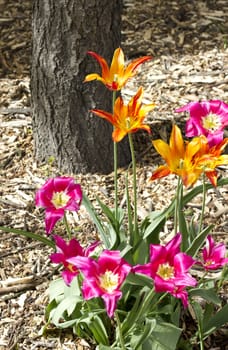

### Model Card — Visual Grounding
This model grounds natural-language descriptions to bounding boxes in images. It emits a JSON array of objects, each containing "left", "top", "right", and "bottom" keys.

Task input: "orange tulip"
[
  {"left": 196, "top": 138, "right": 228, "bottom": 186},
  {"left": 91, "top": 87, "right": 155, "bottom": 142},
  {"left": 150, "top": 124, "right": 228, "bottom": 187},
  {"left": 84, "top": 48, "right": 152, "bottom": 91}
]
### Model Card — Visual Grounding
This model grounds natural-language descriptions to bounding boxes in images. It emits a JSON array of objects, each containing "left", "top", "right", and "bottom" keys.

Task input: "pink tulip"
[
  {"left": 35, "top": 176, "right": 82, "bottom": 234},
  {"left": 50, "top": 235, "right": 100, "bottom": 285},
  {"left": 134, "top": 234, "right": 197, "bottom": 307},
  {"left": 67, "top": 250, "right": 132, "bottom": 318},
  {"left": 176, "top": 100, "right": 228, "bottom": 146},
  {"left": 201, "top": 235, "right": 228, "bottom": 270}
]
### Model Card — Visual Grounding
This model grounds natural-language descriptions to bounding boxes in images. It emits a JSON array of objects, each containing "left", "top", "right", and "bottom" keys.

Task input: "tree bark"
[{"left": 31, "top": 0, "right": 130, "bottom": 174}]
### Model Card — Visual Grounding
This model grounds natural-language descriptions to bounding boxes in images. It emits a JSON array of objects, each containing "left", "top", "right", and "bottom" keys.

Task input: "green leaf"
[
  {"left": 125, "top": 273, "right": 153, "bottom": 289},
  {"left": 121, "top": 290, "right": 148, "bottom": 335},
  {"left": 147, "top": 321, "right": 182, "bottom": 350},
  {"left": 185, "top": 224, "right": 213, "bottom": 257},
  {"left": 97, "top": 346, "right": 121, "bottom": 350},
  {"left": 203, "top": 303, "right": 228, "bottom": 338},
  {"left": 64, "top": 276, "right": 81, "bottom": 297},
  {"left": 79, "top": 313, "right": 109, "bottom": 345},
  {"left": 0, "top": 226, "right": 55, "bottom": 248},
  {"left": 97, "top": 197, "right": 124, "bottom": 228},
  {"left": 160, "top": 178, "right": 228, "bottom": 222},
  {"left": 51, "top": 295, "right": 82, "bottom": 326},
  {"left": 82, "top": 194, "right": 110, "bottom": 248},
  {"left": 130, "top": 318, "right": 156, "bottom": 349},
  {"left": 189, "top": 288, "right": 221, "bottom": 306},
  {"left": 48, "top": 278, "right": 65, "bottom": 302},
  {"left": 142, "top": 211, "right": 166, "bottom": 243}
]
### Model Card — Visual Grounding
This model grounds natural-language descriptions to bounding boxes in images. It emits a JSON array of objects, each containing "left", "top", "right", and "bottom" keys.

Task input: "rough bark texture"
[{"left": 31, "top": 0, "right": 130, "bottom": 174}]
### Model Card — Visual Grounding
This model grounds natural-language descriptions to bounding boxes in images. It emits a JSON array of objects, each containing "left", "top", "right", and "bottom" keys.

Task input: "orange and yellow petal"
[
  {"left": 84, "top": 73, "right": 104, "bottom": 83},
  {"left": 152, "top": 139, "right": 172, "bottom": 165},
  {"left": 180, "top": 168, "right": 203, "bottom": 188},
  {"left": 87, "top": 51, "right": 110, "bottom": 80},
  {"left": 91, "top": 109, "right": 116, "bottom": 126},
  {"left": 170, "top": 125, "right": 185, "bottom": 160},
  {"left": 125, "top": 56, "right": 152, "bottom": 78},
  {"left": 150, "top": 165, "right": 171, "bottom": 181},
  {"left": 185, "top": 136, "right": 207, "bottom": 161},
  {"left": 112, "top": 128, "right": 127, "bottom": 142},
  {"left": 109, "top": 48, "right": 125, "bottom": 79},
  {"left": 205, "top": 170, "right": 218, "bottom": 187}
]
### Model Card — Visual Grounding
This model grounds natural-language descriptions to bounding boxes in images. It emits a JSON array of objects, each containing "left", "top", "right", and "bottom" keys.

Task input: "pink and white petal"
[
  {"left": 62, "top": 270, "right": 76, "bottom": 285},
  {"left": 53, "top": 235, "right": 68, "bottom": 253},
  {"left": 206, "top": 131, "right": 224, "bottom": 147},
  {"left": 185, "top": 118, "right": 205, "bottom": 137},
  {"left": 67, "top": 256, "right": 98, "bottom": 277},
  {"left": 174, "top": 273, "right": 197, "bottom": 287},
  {"left": 45, "top": 209, "right": 64, "bottom": 234},
  {"left": 173, "top": 253, "right": 195, "bottom": 274},
  {"left": 67, "top": 238, "right": 84, "bottom": 256},
  {"left": 165, "top": 233, "right": 181, "bottom": 257},
  {"left": 52, "top": 177, "right": 73, "bottom": 192},
  {"left": 98, "top": 250, "right": 124, "bottom": 273},
  {"left": 133, "top": 263, "right": 154, "bottom": 278},
  {"left": 35, "top": 187, "right": 53, "bottom": 207},
  {"left": 82, "top": 279, "right": 102, "bottom": 299},
  {"left": 50, "top": 252, "right": 65, "bottom": 264},
  {"left": 102, "top": 291, "right": 122, "bottom": 318},
  {"left": 154, "top": 275, "right": 175, "bottom": 293},
  {"left": 171, "top": 287, "right": 189, "bottom": 308},
  {"left": 84, "top": 241, "right": 100, "bottom": 257}
]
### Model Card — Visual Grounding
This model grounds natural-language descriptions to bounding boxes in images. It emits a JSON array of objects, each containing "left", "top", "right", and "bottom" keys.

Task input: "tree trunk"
[{"left": 31, "top": 0, "right": 130, "bottom": 174}]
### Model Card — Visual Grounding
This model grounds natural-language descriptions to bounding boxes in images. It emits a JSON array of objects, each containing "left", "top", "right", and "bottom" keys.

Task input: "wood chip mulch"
[{"left": 0, "top": 0, "right": 228, "bottom": 349}]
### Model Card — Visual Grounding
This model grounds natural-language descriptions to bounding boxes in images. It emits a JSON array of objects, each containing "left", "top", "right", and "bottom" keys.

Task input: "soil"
[{"left": 0, "top": 0, "right": 228, "bottom": 349}]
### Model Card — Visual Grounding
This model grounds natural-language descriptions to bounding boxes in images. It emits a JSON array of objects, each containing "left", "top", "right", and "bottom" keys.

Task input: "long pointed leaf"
[
  {"left": 186, "top": 224, "right": 213, "bottom": 257},
  {"left": 0, "top": 226, "right": 55, "bottom": 248},
  {"left": 82, "top": 194, "right": 110, "bottom": 248}
]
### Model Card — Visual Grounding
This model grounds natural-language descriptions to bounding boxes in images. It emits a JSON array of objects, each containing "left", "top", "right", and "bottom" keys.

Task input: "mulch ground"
[{"left": 0, "top": 0, "right": 228, "bottom": 349}]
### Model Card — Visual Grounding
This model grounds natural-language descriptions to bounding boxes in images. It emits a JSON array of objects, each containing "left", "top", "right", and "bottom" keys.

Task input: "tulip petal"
[
  {"left": 45, "top": 209, "right": 64, "bottom": 234},
  {"left": 87, "top": 51, "right": 110, "bottom": 81},
  {"left": 150, "top": 165, "right": 171, "bottom": 181}
]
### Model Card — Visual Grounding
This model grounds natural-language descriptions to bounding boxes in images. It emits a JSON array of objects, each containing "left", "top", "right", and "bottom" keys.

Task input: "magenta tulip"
[
  {"left": 67, "top": 250, "right": 132, "bottom": 317},
  {"left": 134, "top": 234, "right": 197, "bottom": 306},
  {"left": 176, "top": 100, "right": 228, "bottom": 146},
  {"left": 200, "top": 235, "right": 228, "bottom": 270},
  {"left": 50, "top": 235, "right": 100, "bottom": 285},
  {"left": 35, "top": 176, "right": 82, "bottom": 234}
]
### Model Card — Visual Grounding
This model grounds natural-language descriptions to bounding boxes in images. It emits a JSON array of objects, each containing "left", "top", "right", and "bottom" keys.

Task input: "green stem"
[
  {"left": 174, "top": 176, "right": 181, "bottom": 234},
  {"left": 63, "top": 212, "right": 71, "bottom": 239},
  {"left": 125, "top": 170, "right": 134, "bottom": 240},
  {"left": 114, "top": 140, "right": 118, "bottom": 220},
  {"left": 217, "top": 263, "right": 227, "bottom": 290},
  {"left": 199, "top": 172, "right": 206, "bottom": 233},
  {"left": 197, "top": 270, "right": 209, "bottom": 286},
  {"left": 150, "top": 292, "right": 168, "bottom": 311},
  {"left": 115, "top": 311, "right": 126, "bottom": 350},
  {"left": 198, "top": 322, "right": 204, "bottom": 350},
  {"left": 128, "top": 133, "right": 138, "bottom": 241},
  {"left": 112, "top": 91, "right": 118, "bottom": 220}
]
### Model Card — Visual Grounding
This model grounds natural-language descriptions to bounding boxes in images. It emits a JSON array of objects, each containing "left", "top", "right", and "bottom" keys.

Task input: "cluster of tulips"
[{"left": 3, "top": 48, "right": 228, "bottom": 349}]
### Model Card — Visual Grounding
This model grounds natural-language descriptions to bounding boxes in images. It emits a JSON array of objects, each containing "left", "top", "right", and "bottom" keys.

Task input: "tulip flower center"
[
  {"left": 202, "top": 114, "right": 222, "bottom": 132},
  {"left": 157, "top": 263, "right": 175, "bottom": 280},
  {"left": 205, "top": 259, "right": 215, "bottom": 267},
  {"left": 99, "top": 270, "right": 119, "bottom": 293},
  {"left": 51, "top": 191, "right": 71, "bottom": 209}
]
